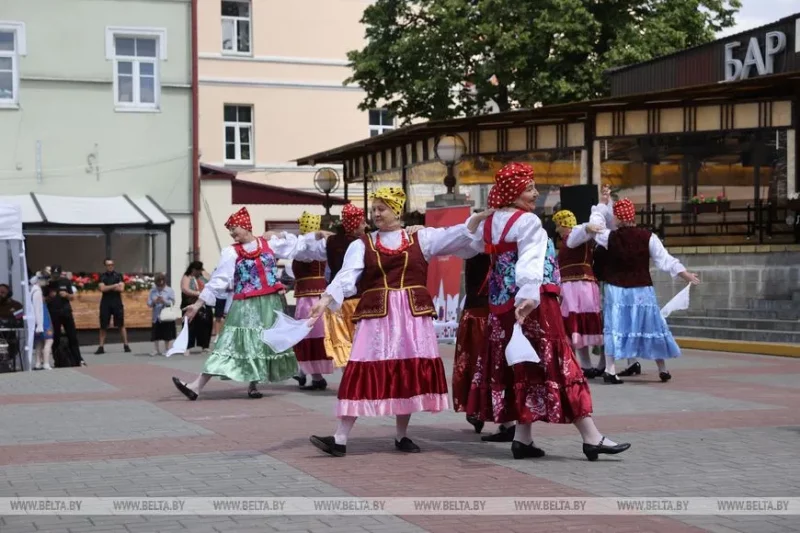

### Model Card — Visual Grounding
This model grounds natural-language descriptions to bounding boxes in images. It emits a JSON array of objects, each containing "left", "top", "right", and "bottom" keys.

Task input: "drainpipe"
[{"left": 191, "top": 0, "right": 200, "bottom": 260}]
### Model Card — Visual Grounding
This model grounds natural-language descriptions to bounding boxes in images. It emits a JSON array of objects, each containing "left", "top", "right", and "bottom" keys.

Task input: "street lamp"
[
  {"left": 313, "top": 167, "right": 340, "bottom": 224},
  {"left": 434, "top": 134, "right": 467, "bottom": 195}
]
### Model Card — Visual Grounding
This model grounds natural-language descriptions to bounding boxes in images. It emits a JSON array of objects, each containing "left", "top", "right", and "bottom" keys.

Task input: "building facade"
[
  {"left": 0, "top": 0, "right": 193, "bottom": 289},
  {"left": 195, "top": 0, "right": 391, "bottom": 266}
]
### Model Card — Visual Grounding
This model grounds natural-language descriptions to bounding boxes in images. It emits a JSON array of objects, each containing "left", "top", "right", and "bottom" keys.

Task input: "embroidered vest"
[
  {"left": 557, "top": 235, "right": 597, "bottom": 283},
  {"left": 484, "top": 211, "right": 560, "bottom": 314},
  {"left": 232, "top": 237, "right": 283, "bottom": 300},
  {"left": 604, "top": 226, "right": 653, "bottom": 288},
  {"left": 292, "top": 260, "right": 327, "bottom": 298},
  {"left": 352, "top": 232, "right": 436, "bottom": 321},
  {"left": 326, "top": 233, "right": 361, "bottom": 299}
]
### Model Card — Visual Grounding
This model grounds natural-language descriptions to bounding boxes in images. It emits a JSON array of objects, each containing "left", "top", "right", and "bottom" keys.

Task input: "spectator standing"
[
  {"left": 96, "top": 258, "right": 131, "bottom": 354},
  {"left": 147, "top": 273, "right": 176, "bottom": 356},
  {"left": 180, "top": 261, "right": 213, "bottom": 355},
  {"left": 30, "top": 271, "right": 54, "bottom": 370},
  {"left": 47, "top": 265, "right": 85, "bottom": 366}
]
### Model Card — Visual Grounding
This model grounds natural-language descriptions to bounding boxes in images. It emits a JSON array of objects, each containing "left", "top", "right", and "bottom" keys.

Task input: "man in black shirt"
[
  {"left": 96, "top": 258, "right": 130, "bottom": 354},
  {"left": 47, "top": 266, "right": 85, "bottom": 366}
]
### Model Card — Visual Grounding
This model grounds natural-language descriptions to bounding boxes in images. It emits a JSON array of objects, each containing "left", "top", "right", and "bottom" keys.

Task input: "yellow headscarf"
[
  {"left": 298, "top": 211, "right": 322, "bottom": 234},
  {"left": 370, "top": 186, "right": 406, "bottom": 217},
  {"left": 553, "top": 209, "right": 577, "bottom": 229}
]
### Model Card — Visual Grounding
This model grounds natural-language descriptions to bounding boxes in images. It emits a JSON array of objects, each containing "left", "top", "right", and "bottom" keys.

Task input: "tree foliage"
[{"left": 346, "top": 0, "right": 741, "bottom": 123}]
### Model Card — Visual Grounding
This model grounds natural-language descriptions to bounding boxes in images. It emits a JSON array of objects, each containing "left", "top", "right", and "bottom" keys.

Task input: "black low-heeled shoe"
[
  {"left": 511, "top": 440, "right": 546, "bottom": 459},
  {"left": 583, "top": 437, "right": 631, "bottom": 462},
  {"left": 247, "top": 385, "right": 263, "bottom": 399},
  {"left": 602, "top": 372, "right": 624, "bottom": 385},
  {"left": 395, "top": 437, "right": 421, "bottom": 453},
  {"left": 301, "top": 378, "right": 328, "bottom": 391},
  {"left": 481, "top": 424, "right": 516, "bottom": 442},
  {"left": 310, "top": 435, "right": 346, "bottom": 457},
  {"left": 659, "top": 371, "right": 672, "bottom": 382},
  {"left": 172, "top": 377, "right": 198, "bottom": 401},
  {"left": 582, "top": 368, "right": 598, "bottom": 379},
  {"left": 466, "top": 415, "right": 485, "bottom": 434},
  {"left": 292, "top": 374, "right": 307, "bottom": 387},
  {"left": 618, "top": 362, "right": 641, "bottom": 377}
]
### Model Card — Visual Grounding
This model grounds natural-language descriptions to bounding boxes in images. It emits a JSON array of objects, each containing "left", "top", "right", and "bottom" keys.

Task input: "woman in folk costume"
[
  {"left": 468, "top": 162, "right": 630, "bottom": 461},
  {"left": 290, "top": 211, "right": 335, "bottom": 391},
  {"left": 172, "top": 207, "right": 299, "bottom": 400},
  {"left": 306, "top": 186, "right": 488, "bottom": 457},
  {"left": 552, "top": 209, "right": 605, "bottom": 379},
  {"left": 568, "top": 193, "right": 700, "bottom": 384},
  {"left": 293, "top": 203, "right": 367, "bottom": 368}
]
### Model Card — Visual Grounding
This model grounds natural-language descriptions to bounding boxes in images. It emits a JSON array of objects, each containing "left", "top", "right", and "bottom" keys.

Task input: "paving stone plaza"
[{"left": 0, "top": 344, "right": 798, "bottom": 533}]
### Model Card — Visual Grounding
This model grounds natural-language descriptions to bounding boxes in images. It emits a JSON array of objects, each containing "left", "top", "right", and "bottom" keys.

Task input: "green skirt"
[{"left": 203, "top": 294, "right": 298, "bottom": 383}]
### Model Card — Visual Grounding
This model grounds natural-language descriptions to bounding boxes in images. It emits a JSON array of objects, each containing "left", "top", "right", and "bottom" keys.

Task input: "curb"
[{"left": 675, "top": 337, "right": 800, "bottom": 358}]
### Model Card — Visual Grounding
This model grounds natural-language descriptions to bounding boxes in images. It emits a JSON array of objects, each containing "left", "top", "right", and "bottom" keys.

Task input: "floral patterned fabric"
[{"left": 234, "top": 252, "right": 279, "bottom": 296}]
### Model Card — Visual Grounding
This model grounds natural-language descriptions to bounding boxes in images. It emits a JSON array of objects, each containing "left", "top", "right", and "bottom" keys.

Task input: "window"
[
  {"left": 369, "top": 109, "right": 395, "bottom": 137},
  {"left": 221, "top": 0, "right": 251, "bottom": 54},
  {"left": 106, "top": 28, "right": 166, "bottom": 111},
  {"left": 0, "top": 22, "right": 25, "bottom": 107},
  {"left": 224, "top": 105, "right": 253, "bottom": 164}
]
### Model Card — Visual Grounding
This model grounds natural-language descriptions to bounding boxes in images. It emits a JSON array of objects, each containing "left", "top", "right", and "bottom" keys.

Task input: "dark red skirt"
[
  {"left": 465, "top": 292, "right": 593, "bottom": 425},
  {"left": 452, "top": 307, "right": 489, "bottom": 413}
]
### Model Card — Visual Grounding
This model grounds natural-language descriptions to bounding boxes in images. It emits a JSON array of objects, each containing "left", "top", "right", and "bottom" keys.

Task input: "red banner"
[{"left": 425, "top": 205, "right": 471, "bottom": 342}]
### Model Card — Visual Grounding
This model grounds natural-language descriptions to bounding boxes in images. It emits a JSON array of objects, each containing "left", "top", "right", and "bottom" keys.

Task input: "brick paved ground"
[{"left": 1, "top": 342, "right": 799, "bottom": 532}]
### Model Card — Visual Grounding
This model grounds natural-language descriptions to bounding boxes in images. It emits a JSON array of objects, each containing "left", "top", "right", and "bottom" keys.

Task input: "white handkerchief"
[
  {"left": 505, "top": 323, "right": 540, "bottom": 365},
  {"left": 660, "top": 283, "right": 692, "bottom": 318},
  {"left": 166, "top": 317, "right": 190, "bottom": 357},
  {"left": 261, "top": 310, "right": 313, "bottom": 353}
]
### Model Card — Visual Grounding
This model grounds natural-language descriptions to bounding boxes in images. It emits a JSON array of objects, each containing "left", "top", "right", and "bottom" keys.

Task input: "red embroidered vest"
[
  {"left": 604, "top": 227, "right": 653, "bottom": 288},
  {"left": 232, "top": 237, "right": 284, "bottom": 300},
  {"left": 291, "top": 260, "right": 327, "bottom": 298},
  {"left": 558, "top": 236, "right": 597, "bottom": 283},
  {"left": 326, "top": 233, "right": 361, "bottom": 299},
  {"left": 352, "top": 232, "right": 436, "bottom": 322}
]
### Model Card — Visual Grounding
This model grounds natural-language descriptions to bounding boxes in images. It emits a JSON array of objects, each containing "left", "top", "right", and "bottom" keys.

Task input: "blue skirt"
[{"left": 603, "top": 284, "right": 680, "bottom": 361}]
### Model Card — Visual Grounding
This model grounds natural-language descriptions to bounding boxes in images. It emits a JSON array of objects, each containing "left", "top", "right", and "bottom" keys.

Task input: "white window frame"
[
  {"left": 369, "top": 108, "right": 395, "bottom": 137},
  {"left": 105, "top": 26, "right": 167, "bottom": 112},
  {"left": 221, "top": 0, "right": 252, "bottom": 55},
  {"left": 223, "top": 104, "right": 254, "bottom": 165},
  {"left": 0, "top": 21, "right": 26, "bottom": 109}
]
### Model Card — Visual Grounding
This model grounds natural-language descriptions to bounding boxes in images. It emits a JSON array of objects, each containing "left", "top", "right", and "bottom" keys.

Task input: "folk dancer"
[
  {"left": 290, "top": 211, "right": 335, "bottom": 390},
  {"left": 307, "top": 187, "right": 488, "bottom": 457},
  {"left": 568, "top": 193, "right": 700, "bottom": 383},
  {"left": 468, "top": 163, "right": 630, "bottom": 461},
  {"left": 293, "top": 203, "right": 367, "bottom": 368},
  {"left": 552, "top": 209, "right": 605, "bottom": 378},
  {"left": 172, "top": 207, "right": 299, "bottom": 400}
]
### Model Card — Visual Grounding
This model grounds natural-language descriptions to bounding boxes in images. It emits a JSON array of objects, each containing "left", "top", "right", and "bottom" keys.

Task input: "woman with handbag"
[
  {"left": 148, "top": 273, "right": 177, "bottom": 356},
  {"left": 181, "top": 261, "right": 213, "bottom": 355}
]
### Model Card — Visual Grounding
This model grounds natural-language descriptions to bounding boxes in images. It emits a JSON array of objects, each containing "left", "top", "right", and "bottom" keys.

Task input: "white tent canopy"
[
  {"left": 0, "top": 193, "right": 172, "bottom": 225},
  {"left": 0, "top": 203, "right": 33, "bottom": 371}
]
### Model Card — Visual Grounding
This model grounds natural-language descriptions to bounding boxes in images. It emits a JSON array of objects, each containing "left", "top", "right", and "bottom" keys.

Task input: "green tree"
[{"left": 346, "top": 0, "right": 740, "bottom": 123}]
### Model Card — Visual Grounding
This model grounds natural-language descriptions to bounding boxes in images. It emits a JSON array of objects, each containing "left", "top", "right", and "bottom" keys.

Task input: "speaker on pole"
[{"left": 559, "top": 185, "right": 599, "bottom": 224}]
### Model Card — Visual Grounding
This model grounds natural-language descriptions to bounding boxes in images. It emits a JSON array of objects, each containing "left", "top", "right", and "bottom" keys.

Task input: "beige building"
[{"left": 195, "top": 0, "right": 389, "bottom": 267}]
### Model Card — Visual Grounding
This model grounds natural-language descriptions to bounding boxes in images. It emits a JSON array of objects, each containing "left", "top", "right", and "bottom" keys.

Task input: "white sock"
[
  {"left": 334, "top": 416, "right": 357, "bottom": 445},
  {"left": 576, "top": 347, "right": 592, "bottom": 369},
  {"left": 574, "top": 417, "right": 618, "bottom": 446},
  {"left": 396, "top": 414, "right": 410, "bottom": 441},
  {"left": 604, "top": 353, "right": 616, "bottom": 375},
  {"left": 512, "top": 423, "right": 533, "bottom": 445},
  {"left": 656, "top": 359, "right": 667, "bottom": 373},
  {"left": 595, "top": 350, "right": 606, "bottom": 371}
]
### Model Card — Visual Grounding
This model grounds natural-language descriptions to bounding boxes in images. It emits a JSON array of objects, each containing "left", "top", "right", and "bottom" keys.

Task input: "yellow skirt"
[{"left": 323, "top": 298, "right": 359, "bottom": 367}]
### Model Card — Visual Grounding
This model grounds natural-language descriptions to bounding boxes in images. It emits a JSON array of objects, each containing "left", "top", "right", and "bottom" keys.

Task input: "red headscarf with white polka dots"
[
  {"left": 225, "top": 207, "right": 253, "bottom": 232},
  {"left": 613, "top": 198, "right": 636, "bottom": 223},
  {"left": 341, "top": 203, "right": 365, "bottom": 233},
  {"left": 487, "top": 163, "right": 535, "bottom": 208}
]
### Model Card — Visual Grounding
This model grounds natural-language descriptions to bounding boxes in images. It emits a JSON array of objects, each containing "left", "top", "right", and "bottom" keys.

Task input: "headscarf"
[
  {"left": 487, "top": 163, "right": 535, "bottom": 208},
  {"left": 298, "top": 211, "right": 322, "bottom": 234},
  {"left": 371, "top": 186, "right": 406, "bottom": 217},
  {"left": 341, "top": 203, "right": 365, "bottom": 234},
  {"left": 613, "top": 198, "right": 636, "bottom": 223},
  {"left": 552, "top": 209, "right": 577, "bottom": 229},
  {"left": 225, "top": 207, "right": 252, "bottom": 232}
]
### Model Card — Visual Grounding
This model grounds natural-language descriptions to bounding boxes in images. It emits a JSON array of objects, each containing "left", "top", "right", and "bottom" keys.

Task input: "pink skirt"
[
  {"left": 294, "top": 295, "right": 334, "bottom": 375},
  {"left": 336, "top": 291, "right": 449, "bottom": 417},
  {"left": 560, "top": 281, "right": 603, "bottom": 349}
]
